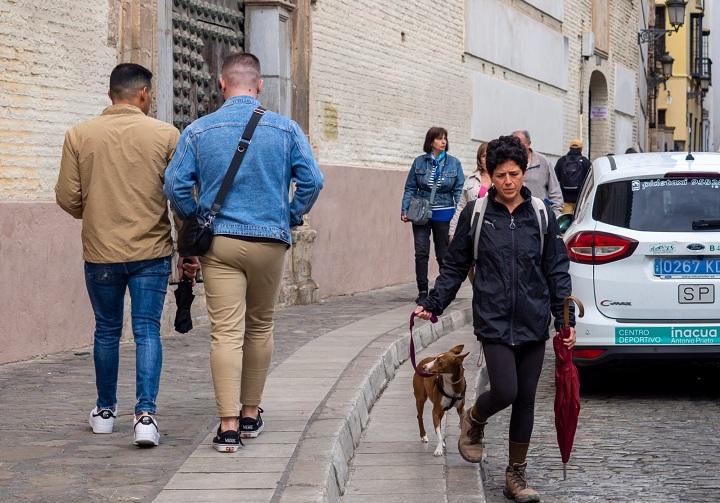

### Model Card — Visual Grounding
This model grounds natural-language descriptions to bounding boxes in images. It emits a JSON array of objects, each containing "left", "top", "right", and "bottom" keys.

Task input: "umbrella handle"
[{"left": 562, "top": 296, "right": 585, "bottom": 329}]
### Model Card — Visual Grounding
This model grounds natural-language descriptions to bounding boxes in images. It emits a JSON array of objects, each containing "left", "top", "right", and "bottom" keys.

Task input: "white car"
[{"left": 562, "top": 152, "right": 720, "bottom": 367}]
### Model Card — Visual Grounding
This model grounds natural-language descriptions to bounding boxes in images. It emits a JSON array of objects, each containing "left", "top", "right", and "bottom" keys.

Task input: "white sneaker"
[
  {"left": 89, "top": 406, "right": 117, "bottom": 434},
  {"left": 133, "top": 414, "right": 160, "bottom": 447}
]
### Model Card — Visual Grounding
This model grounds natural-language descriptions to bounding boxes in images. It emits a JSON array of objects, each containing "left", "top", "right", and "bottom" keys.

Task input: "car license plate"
[
  {"left": 678, "top": 284, "right": 715, "bottom": 304},
  {"left": 654, "top": 258, "right": 720, "bottom": 277}
]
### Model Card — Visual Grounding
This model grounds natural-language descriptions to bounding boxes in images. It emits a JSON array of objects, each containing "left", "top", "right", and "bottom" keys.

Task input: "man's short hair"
[
  {"left": 221, "top": 52, "right": 261, "bottom": 87},
  {"left": 109, "top": 63, "right": 152, "bottom": 99},
  {"left": 486, "top": 135, "right": 528, "bottom": 175},
  {"left": 423, "top": 127, "right": 449, "bottom": 153},
  {"left": 512, "top": 130, "right": 531, "bottom": 143}
]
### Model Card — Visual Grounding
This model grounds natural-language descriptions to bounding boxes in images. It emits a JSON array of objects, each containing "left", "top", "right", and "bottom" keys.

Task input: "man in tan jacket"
[{"left": 56, "top": 63, "right": 187, "bottom": 447}]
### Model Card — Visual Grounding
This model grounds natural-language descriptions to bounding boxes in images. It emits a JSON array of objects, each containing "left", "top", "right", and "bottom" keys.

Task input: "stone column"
[
  {"left": 245, "top": 0, "right": 320, "bottom": 305},
  {"left": 156, "top": 0, "right": 173, "bottom": 123},
  {"left": 244, "top": 0, "right": 295, "bottom": 116}
]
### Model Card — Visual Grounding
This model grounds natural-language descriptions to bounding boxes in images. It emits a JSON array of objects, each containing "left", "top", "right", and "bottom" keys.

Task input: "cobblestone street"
[{"left": 482, "top": 346, "right": 720, "bottom": 503}]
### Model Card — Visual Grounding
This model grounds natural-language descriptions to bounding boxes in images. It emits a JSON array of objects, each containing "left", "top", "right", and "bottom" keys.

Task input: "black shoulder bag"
[{"left": 177, "top": 106, "right": 265, "bottom": 257}]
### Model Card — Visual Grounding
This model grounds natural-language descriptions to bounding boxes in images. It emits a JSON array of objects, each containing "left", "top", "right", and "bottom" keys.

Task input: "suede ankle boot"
[
  {"left": 503, "top": 441, "right": 540, "bottom": 503},
  {"left": 457, "top": 406, "right": 487, "bottom": 463}
]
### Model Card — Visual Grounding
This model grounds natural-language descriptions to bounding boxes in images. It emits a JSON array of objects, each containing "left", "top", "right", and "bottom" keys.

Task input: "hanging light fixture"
[
  {"left": 666, "top": 0, "right": 687, "bottom": 30},
  {"left": 660, "top": 52, "right": 674, "bottom": 79}
]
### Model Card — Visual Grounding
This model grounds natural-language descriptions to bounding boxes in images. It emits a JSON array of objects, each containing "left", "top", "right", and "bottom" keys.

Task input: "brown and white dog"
[{"left": 412, "top": 344, "right": 469, "bottom": 456}]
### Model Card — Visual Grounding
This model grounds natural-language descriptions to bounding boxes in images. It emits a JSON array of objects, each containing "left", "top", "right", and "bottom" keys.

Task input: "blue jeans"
[{"left": 84, "top": 256, "right": 171, "bottom": 415}]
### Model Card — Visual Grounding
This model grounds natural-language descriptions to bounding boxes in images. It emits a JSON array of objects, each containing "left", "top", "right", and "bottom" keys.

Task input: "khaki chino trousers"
[{"left": 200, "top": 236, "right": 286, "bottom": 417}]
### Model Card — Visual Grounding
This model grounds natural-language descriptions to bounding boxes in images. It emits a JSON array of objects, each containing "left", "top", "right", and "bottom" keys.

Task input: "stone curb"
[{"left": 274, "top": 300, "right": 473, "bottom": 502}]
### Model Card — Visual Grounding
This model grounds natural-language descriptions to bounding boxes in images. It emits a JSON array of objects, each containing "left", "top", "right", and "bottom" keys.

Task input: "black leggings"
[{"left": 474, "top": 340, "right": 545, "bottom": 444}]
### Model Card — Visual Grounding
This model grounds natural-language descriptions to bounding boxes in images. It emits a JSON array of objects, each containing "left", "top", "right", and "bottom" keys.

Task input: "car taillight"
[
  {"left": 574, "top": 348, "right": 606, "bottom": 360},
  {"left": 566, "top": 231, "right": 638, "bottom": 265}
]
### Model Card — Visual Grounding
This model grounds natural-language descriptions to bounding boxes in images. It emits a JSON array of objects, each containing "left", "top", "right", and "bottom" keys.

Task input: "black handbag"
[{"left": 177, "top": 106, "right": 265, "bottom": 257}]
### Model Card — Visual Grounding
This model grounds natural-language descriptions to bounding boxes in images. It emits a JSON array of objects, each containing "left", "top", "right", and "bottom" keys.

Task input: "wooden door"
[{"left": 172, "top": 0, "right": 245, "bottom": 131}]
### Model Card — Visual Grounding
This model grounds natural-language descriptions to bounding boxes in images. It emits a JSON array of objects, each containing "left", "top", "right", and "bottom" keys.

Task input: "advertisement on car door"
[{"left": 615, "top": 327, "right": 720, "bottom": 345}]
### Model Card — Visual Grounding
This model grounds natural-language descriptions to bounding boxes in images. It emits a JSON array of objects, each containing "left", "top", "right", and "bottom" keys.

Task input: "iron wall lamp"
[
  {"left": 638, "top": 0, "right": 687, "bottom": 44},
  {"left": 647, "top": 52, "right": 674, "bottom": 89}
]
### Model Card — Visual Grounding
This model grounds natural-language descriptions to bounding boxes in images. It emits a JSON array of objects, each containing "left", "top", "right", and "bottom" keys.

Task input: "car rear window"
[{"left": 593, "top": 178, "right": 720, "bottom": 231}]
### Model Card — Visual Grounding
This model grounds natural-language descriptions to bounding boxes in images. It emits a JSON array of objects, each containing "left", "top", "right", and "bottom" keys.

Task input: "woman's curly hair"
[{"left": 485, "top": 135, "right": 528, "bottom": 175}]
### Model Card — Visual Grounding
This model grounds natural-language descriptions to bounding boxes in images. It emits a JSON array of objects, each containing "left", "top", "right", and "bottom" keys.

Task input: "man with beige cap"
[{"left": 554, "top": 138, "right": 590, "bottom": 214}]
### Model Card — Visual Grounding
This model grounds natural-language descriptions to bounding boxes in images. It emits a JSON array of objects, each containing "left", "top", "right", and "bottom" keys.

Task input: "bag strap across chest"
[{"left": 208, "top": 106, "right": 265, "bottom": 219}]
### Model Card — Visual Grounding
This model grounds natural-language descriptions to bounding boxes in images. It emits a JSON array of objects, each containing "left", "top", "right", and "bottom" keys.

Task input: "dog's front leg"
[{"left": 431, "top": 406, "right": 445, "bottom": 457}]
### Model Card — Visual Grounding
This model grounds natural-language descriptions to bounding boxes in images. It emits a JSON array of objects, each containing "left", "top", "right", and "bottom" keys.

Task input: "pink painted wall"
[
  {"left": 0, "top": 202, "right": 94, "bottom": 363},
  {"left": 309, "top": 164, "right": 438, "bottom": 298},
  {"left": 1, "top": 166, "right": 438, "bottom": 362}
]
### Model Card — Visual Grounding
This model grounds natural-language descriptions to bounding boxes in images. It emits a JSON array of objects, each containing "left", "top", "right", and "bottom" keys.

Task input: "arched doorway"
[{"left": 588, "top": 71, "right": 609, "bottom": 160}]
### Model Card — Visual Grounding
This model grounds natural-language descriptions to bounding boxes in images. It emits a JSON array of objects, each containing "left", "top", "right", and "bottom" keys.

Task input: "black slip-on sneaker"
[
  {"left": 240, "top": 407, "right": 264, "bottom": 439},
  {"left": 212, "top": 426, "right": 243, "bottom": 453}
]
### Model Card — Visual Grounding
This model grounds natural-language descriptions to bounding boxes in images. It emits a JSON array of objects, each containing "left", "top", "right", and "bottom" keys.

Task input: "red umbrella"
[{"left": 553, "top": 295, "right": 584, "bottom": 480}]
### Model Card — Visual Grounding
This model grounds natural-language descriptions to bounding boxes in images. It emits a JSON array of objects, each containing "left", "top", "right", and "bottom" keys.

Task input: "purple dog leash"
[{"left": 409, "top": 311, "right": 438, "bottom": 378}]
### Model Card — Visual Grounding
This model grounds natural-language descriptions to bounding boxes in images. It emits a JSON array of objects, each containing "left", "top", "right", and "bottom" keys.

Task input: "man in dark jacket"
[
  {"left": 415, "top": 135, "right": 574, "bottom": 503},
  {"left": 554, "top": 138, "right": 590, "bottom": 214}
]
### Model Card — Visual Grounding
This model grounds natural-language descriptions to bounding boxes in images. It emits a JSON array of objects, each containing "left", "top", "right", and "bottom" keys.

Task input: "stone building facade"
[
  {"left": 308, "top": 0, "right": 648, "bottom": 297},
  {"left": 650, "top": 0, "right": 712, "bottom": 153},
  {"left": 1, "top": 0, "right": 647, "bottom": 362},
  {"left": 0, "top": 0, "right": 310, "bottom": 363}
]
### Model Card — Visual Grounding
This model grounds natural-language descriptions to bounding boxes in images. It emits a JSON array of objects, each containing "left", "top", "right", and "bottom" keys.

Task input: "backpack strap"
[
  {"left": 530, "top": 196, "right": 549, "bottom": 253},
  {"left": 472, "top": 196, "right": 549, "bottom": 262},
  {"left": 471, "top": 197, "right": 489, "bottom": 262}
]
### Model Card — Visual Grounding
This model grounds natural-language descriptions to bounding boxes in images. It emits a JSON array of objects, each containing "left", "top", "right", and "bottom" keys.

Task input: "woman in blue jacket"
[{"left": 401, "top": 127, "right": 464, "bottom": 303}]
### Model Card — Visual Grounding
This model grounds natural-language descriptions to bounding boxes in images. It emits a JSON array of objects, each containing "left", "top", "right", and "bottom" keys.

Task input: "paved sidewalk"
[
  {"left": 153, "top": 287, "right": 472, "bottom": 502},
  {"left": 342, "top": 325, "right": 485, "bottom": 503},
  {"left": 0, "top": 283, "right": 470, "bottom": 503}
]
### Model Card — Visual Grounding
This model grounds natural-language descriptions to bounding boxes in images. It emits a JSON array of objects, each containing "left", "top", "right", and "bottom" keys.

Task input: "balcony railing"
[{"left": 692, "top": 57, "right": 712, "bottom": 82}]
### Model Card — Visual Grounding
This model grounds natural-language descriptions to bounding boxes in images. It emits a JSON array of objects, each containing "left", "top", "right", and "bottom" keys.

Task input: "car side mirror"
[{"left": 557, "top": 213, "right": 574, "bottom": 234}]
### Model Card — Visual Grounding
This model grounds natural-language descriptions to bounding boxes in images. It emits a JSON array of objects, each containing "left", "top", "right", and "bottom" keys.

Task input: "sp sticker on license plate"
[{"left": 678, "top": 284, "right": 715, "bottom": 304}]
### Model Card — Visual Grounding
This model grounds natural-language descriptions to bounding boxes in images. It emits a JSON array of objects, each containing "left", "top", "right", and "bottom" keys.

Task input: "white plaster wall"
[
  {"left": 465, "top": 0, "right": 568, "bottom": 89},
  {"left": 615, "top": 114, "right": 634, "bottom": 154},
  {"left": 524, "top": 0, "right": 563, "bottom": 21},
  {"left": 615, "top": 64, "right": 636, "bottom": 117},
  {"left": 471, "top": 73, "right": 564, "bottom": 156}
]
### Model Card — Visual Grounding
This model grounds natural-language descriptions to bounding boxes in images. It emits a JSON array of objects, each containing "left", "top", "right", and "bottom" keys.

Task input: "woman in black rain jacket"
[{"left": 415, "top": 135, "right": 575, "bottom": 503}]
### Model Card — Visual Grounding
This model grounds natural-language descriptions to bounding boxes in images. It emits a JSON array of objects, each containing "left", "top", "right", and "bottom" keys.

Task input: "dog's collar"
[{"left": 448, "top": 374, "right": 464, "bottom": 385}]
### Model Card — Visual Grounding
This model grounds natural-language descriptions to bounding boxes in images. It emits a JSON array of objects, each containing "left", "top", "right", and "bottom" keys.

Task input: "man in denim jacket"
[{"left": 164, "top": 53, "right": 323, "bottom": 452}]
